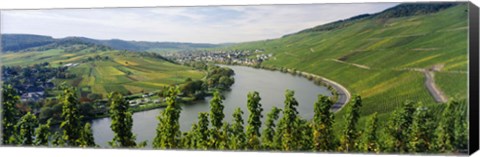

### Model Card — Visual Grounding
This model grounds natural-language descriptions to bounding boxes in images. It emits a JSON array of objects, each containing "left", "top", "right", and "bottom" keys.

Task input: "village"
[{"left": 169, "top": 49, "right": 273, "bottom": 65}]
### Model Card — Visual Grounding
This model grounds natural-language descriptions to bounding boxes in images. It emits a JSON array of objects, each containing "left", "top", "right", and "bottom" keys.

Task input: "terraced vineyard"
[
  {"left": 224, "top": 3, "right": 469, "bottom": 128},
  {"left": 1, "top": 44, "right": 205, "bottom": 96}
]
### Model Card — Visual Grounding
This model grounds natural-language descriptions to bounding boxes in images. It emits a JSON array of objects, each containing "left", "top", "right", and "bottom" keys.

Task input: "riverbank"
[{"left": 213, "top": 62, "right": 352, "bottom": 112}]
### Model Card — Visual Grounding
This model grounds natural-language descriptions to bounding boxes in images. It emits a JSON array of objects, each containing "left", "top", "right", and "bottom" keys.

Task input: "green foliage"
[
  {"left": 153, "top": 87, "right": 182, "bottom": 149},
  {"left": 408, "top": 106, "right": 436, "bottom": 153},
  {"left": 16, "top": 112, "right": 39, "bottom": 145},
  {"left": 218, "top": 123, "right": 231, "bottom": 150},
  {"left": 340, "top": 96, "right": 362, "bottom": 152},
  {"left": 1, "top": 84, "right": 21, "bottom": 145},
  {"left": 52, "top": 132, "right": 65, "bottom": 147},
  {"left": 312, "top": 95, "right": 336, "bottom": 152},
  {"left": 195, "top": 112, "right": 210, "bottom": 150},
  {"left": 230, "top": 108, "right": 246, "bottom": 150},
  {"left": 206, "top": 66, "right": 235, "bottom": 90},
  {"left": 207, "top": 90, "right": 226, "bottom": 149},
  {"left": 79, "top": 123, "right": 96, "bottom": 147},
  {"left": 35, "top": 119, "right": 52, "bottom": 146},
  {"left": 59, "top": 87, "right": 83, "bottom": 146},
  {"left": 435, "top": 100, "right": 458, "bottom": 153},
  {"left": 108, "top": 92, "right": 136, "bottom": 148},
  {"left": 210, "top": 90, "right": 225, "bottom": 129},
  {"left": 386, "top": 101, "right": 416, "bottom": 153},
  {"left": 246, "top": 91, "right": 263, "bottom": 150},
  {"left": 361, "top": 113, "right": 380, "bottom": 153},
  {"left": 262, "top": 107, "right": 281, "bottom": 150},
  {"left": 279, "top": 90, "right": 301, "bottom": 151}
]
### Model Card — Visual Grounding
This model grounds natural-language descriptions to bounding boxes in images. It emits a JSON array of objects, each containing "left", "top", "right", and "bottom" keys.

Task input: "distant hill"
[
  {"left": 1, "top": 34, "right": 56, "bottom": 52},
  {"left": 1, "top": 34, "right": 220, "bottom": 53}
]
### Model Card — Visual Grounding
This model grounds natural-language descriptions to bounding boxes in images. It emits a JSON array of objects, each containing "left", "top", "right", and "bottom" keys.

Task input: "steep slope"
[{"left": 227, "top": 2, "right": 468, "bottom": 122}]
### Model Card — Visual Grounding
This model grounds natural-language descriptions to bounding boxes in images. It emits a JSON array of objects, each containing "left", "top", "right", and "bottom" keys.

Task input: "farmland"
[
  {"left": 1, "top": 45, "right": 205, "bottom": 96},
  {"left": 222, "top": 3, "right": 468, "bottom": 130}
]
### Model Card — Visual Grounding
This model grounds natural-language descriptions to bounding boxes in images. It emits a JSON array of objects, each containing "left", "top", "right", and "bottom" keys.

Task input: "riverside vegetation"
[{"left": 1, "top": 83, "right": 467, "bottom": 154}]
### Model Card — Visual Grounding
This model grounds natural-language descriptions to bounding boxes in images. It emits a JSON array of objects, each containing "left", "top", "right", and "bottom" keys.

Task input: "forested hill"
[
  {"left": 285, "top": 2, "right": 459, "bottom": 37},
  {"left": 1, "top": 34, "right": 56, "bottom": 52},
  {"left": 1, "top": 34, "right": 220, "bottom": 53}
]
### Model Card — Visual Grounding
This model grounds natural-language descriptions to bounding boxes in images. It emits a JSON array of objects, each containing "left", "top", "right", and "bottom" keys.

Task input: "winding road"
[{"left": 297, "top": 71, "right": 352, "bottom": 112}]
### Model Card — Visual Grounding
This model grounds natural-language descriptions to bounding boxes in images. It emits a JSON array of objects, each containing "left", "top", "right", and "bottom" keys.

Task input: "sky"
[{"left": 1, "top": 3, "right": 399, "bottom": 44}]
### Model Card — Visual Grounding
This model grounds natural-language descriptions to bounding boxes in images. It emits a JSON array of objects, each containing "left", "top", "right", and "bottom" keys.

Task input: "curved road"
[
  {"left": 297, "top": 71, "right": 352, "bottom": 112},
  {"left": 424, "top": 70, "right": 448, "bottom": 103}
]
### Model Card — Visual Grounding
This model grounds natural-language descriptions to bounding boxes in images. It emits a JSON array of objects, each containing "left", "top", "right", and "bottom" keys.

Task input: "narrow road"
[
  {"left": 331, "top": 59, "right": 371, "bottom": 70},
  {"left": 298, "top": 71, "right": 351, "bottom": 112},
  {"left": 424, "top": 70, "right": 448, "bottom": 103}
]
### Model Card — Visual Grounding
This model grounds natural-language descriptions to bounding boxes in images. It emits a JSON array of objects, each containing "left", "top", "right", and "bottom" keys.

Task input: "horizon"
[{"left": 1, "top": 3, "right": 398, "bottom": 44}]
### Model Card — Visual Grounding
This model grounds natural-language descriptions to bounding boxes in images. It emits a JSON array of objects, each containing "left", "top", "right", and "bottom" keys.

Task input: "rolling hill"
[
  {"left": 1, "top": 42, "right": 205, "bottom": 96},
  {"left": 224, "top": 2, "right": 468, "bottom": 128},
  {"left": 1, "top": 34, "right": 220, "bottom": 53}
]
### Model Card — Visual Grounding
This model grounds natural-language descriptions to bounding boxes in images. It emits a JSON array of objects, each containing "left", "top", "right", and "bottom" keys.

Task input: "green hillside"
[
  {"left": 1, "top": 43, "right": 205, "bottom": 96},
  {"left": 226, "top": 3, "right": 468, "bottom": 128}
]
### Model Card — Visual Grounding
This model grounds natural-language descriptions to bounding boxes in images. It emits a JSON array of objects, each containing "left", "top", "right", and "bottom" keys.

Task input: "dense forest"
[{"left": 1, "top": 83, "right": 467, "bottom": 154}]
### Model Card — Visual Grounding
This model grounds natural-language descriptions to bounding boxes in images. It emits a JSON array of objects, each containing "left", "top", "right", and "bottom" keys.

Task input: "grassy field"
[
  {"left": 224, "top": 4, "right": 468, "bottom": 130},
  {"left": 1, "top": 46, "right": 205, "bottom": 96}
]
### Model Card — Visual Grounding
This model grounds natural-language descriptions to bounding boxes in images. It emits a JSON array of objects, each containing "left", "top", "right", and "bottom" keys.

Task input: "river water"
[{"left": 90, "top": 65, "right": 332, "bottom": 147}]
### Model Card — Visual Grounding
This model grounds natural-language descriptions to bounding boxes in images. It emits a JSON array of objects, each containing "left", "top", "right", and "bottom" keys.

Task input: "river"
[{"left": 91, "top": 65, "right": 332, "bottom": 147}]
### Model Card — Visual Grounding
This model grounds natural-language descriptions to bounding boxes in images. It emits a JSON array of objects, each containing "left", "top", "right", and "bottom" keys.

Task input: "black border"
[{"left": 469, "top": 1, "right": 479, "bottom": 155}]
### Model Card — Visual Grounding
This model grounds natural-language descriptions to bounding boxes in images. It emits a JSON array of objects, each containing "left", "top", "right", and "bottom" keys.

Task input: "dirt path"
[
  {"left": 331, "top": 59, "right": 371, "bottom": 70},
  {"left": 424, "top": 66, "right": 448, "bottom": 103},
  {"left": 397, "top": 65, "right": 448, "bottom": 103}
]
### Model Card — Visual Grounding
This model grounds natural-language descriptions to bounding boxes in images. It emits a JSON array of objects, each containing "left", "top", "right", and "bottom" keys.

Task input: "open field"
[{"left": 1, "top": 47, "right": 205, "bottom": 96}]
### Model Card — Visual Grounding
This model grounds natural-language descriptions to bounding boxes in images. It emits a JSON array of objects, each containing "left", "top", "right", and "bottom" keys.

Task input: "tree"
[
  {"left": 361, "top": 112, "right": 380, "bottom": 153},
  {"left": 435, "top": 100, "right": 458, "bottom": 153},
  {"left": 210, "top": 90, "right": 225, "bottom": 129},
  {"left": 246, "top": 91, "right": 263, "bottom": 150},
  {"left": 339, "top": 96, "right": 363, "bottom": 152},
  {"left": 35, "top": 119, "right": 52, "bottom": 146},
  {"left": 312, "top": 95, "right": 335, "bottom": 152},
  {"left": 52, "top": 132, "right": 65, "bottom": 147},
  {"left": 79, "top": 123, "right": 96, "bottom": 147},
  {"left": 262, "top": 107, "right": 281, "bottom": 150},
  {"left": 208, "top": 90, "right": 225, "bottom": 149},
  {"left": 2, "top": 84, "right": 21, "bottom": 145},
  {"left": 195, "top": 112, "right": 210, "bottom": 150},
  {"left": 408, "top": 106, "right": 435, "bottom": 153},
  {"left": 108, "top": 92, "right": 136, "bottom": 148},
  {"left": 230, "top": 108, "right": 246, "bottom": 150},
  {"left": 386, "top": 101, "right": 415, "bottom": 153},
  {"left": 279, "top": 90, "right": 301, "bottom": 151},
  {"left": 16, "top": 112, "right": 39, "bottom": 145},
  {"left": 453, "top": 100, "right": 468, "bottom": 152},
  {"left": 218, "top": 123, "right": 231, "bottom": 150},
  {"left": 59, "top": 87, "right": 83, "bottom": 146},
  {"left": 153, "top": 87, "right": 182, "bottom": 149}
]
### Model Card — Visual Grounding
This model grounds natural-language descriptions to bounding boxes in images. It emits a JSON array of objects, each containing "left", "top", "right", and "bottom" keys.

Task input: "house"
[
  {"left": 129, "top": 100, "right": 137, "bottom": 106},
  {"left": 20, "top": 92, "right": 45, "bottom": 102}
]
